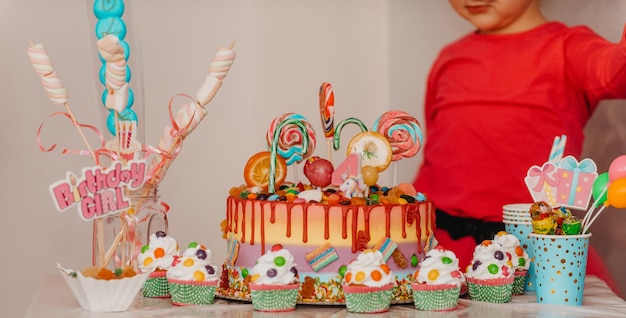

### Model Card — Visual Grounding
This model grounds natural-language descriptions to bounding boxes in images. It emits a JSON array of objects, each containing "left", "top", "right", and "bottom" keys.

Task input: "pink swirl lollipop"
[
  {"left": 372, "top": 110, "right": 423, "bottom": 161},
  {"left": 266, "top": 113, "right": 316, "bottom": 165}
]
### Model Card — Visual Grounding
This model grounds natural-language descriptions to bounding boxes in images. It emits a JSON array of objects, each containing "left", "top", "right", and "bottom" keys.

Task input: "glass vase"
[{"left": 92, "top": 184, "right": 169, "bottom": 270}]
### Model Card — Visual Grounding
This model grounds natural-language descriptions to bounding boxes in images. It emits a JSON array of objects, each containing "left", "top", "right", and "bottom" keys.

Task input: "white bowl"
[{"left": 58, "top": 263, "right": 150, "bottom": 312}]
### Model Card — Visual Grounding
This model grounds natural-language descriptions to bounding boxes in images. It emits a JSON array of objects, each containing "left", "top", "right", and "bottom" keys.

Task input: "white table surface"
[{"left": 26, "top": 274, "right": 626, "bottom": 318}]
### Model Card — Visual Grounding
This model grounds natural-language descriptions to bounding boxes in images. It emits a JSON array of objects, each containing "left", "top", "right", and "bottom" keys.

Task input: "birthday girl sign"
[{"left": 49, "top": 160, "right": 146, "bottom": 221}]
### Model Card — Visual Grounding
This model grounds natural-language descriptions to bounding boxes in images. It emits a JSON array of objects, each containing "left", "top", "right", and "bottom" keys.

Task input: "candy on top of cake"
[
  {"left": 249, "top": 244, "right": 299, "bottom": 285},
  {"left": 235, "top": 88, "right": 424, "bottom": 202},
  {"left": 342, "top": 249, "right": 394, "bottom": 287},
  {"left": 413, "top": 245, "right": 464, "bottom": 287},
  {"left": 138, "top": 231, "right": 179, "bottom": 273},
  {"left": 465, "top": 240, "right": 513, "bottom": 280},
  {"left": 166, "top": 242, "right": 218, "bottom": 282}
]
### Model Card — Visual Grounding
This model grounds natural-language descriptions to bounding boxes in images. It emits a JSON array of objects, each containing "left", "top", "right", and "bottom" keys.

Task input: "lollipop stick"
[
  {"left": 293, "top": 165, "right": 299, "bottom": 184},
  {"left": 393, "top": 162, "right": 398, "bottom": 187},
  {"left": 583, "top": 205, "right": 606, "bottom": 234},
  {"left": 327, "top": 140, "right": 332, "bottom": 163}
]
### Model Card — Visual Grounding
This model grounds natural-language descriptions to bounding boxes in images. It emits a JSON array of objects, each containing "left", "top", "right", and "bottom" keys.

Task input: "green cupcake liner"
[
  {"left": 466, "top": 277, "right": 514, "bottom": 303},
  {"left": 249, "top": 284, "right": 299, "bottom": 312},
  {"left": 142, "top": 274, "right": 170, "bottom": 298},
  {"left": 343, "top": 284, "right": 393, "bottom": 313},
  {"left": 411, "top": 283, "right": 460, "bottom": 311},
  {"left": 512, "top": 273, "right": 527, "bottom": 295},
  {"left": 168, "top": 279, "right": 217, "bottom": 306}
]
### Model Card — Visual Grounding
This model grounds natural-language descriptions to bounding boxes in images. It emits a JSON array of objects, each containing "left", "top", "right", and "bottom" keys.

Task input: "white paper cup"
[{"left": 503, "top": 204, "right": 535, "bottom": 291}]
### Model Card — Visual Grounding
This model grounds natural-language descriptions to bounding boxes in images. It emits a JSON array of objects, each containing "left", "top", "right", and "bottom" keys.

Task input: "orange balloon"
[
  {"left": 361, "top": 165, "right": 379, "bottom": 186},
  {"left": 606, "top": 178, "right": 626, "bottom": 208}
]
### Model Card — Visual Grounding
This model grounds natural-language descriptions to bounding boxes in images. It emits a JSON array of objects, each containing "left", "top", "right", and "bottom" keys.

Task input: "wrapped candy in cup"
[{"left": 562, "top": 217, "right": 583, "bottom": 235}]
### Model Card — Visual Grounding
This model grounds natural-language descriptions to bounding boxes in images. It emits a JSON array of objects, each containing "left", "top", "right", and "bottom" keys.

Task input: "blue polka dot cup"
[{"left": 530, "top": 233, "right": 591, "bottom": 306}]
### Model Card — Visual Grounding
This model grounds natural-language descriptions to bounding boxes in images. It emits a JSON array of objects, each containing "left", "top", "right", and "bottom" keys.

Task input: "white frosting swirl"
[
  {"left": 342, "top": 250, "right": 394, "bottom": 287},
  {"left": 466, "top": 240, "right": 513, "bottom": 279},
  {"left": 415, "top": 246, "right": 464, "bottom": 287},
  {"left": 493, "top": 231, "right": 531, "bottom": 271},
  {"left": 166, "top": 243, "right": 218, "bottom": 282},
  {"left": 138, "top": 231, "right": 179, "bottom": 272},
  {"left": 250, "top": 246, "right": 298, "bottom": 285}
]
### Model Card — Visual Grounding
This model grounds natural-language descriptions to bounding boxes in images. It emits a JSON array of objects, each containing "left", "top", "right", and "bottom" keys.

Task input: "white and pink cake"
[{"left": 218, "top": 185, "right": 436, "bottom": 303}]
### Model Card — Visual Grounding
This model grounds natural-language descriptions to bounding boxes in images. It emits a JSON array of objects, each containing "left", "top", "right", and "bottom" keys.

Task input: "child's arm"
[{"left": 564, "top": 25, "right": 626, "bottom": 105}]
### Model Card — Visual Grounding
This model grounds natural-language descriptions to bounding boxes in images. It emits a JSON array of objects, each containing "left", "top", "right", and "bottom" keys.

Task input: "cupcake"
[
  {"left": 411, "top": 246, "right": 464, "bottom": 311},
  {"left": 342, "top": 249, "right": 394, "bottom": 313},
  {"left": 137, "top": 231, "right": 179, "bottom": 298},
  {"left": 493, "top": 231, "right": 531, "bottom": 295},
  {"left": 465, "top": 240, "right": 514, "bottom": 303},
  {"left": 248, "top": 244, "right": 300, "bottom": 312},
  {"left": 166, "top": 242, "right": 219, "bottom": 306}
]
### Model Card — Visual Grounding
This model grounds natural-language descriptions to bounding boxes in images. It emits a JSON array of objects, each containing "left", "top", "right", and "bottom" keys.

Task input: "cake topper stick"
[
  {"left": 582, "top": 155, "right": 626, "bottom": 233},
  {"left": 319, "top": 82, "right": 335, "bottom": 161},
  {"left": 549, "top": 134, "right": 567, "bottom": 164}
]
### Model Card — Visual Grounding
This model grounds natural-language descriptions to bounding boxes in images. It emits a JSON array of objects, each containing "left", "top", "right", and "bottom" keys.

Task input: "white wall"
[{"left": 2, "top": 1, "right": 625, "bottom": 316}]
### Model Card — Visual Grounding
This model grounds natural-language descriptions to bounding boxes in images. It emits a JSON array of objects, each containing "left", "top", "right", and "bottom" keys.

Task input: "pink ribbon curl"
[
  {"left": 528, "top": 162, "right": 561, "bottom": 192},
  {"left": 37, "top": 111, "right": 105, "bottom": 158}
]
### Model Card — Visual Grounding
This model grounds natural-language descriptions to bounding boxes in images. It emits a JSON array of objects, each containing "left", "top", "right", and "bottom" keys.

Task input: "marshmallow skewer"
[
  {"left": 27, "top": 43, "right": 97, "bottom": 162},
  {"left": 147, "top": 41, "right": 236, "bottom": 186},
  {"left": 98, "top": 35, "right": 131, "bottom": 163},
  {"left": 28, "top": 43, "right": 105, "bottom": 265}
]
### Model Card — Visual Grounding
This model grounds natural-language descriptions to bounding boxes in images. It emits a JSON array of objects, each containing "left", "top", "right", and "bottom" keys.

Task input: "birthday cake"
[{"left": 217, "top": 86, "right": 437, "bottom": 304}]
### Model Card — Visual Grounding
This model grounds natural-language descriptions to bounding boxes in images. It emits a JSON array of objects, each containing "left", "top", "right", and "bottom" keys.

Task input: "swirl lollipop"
[
  {"left": 319, "top": 82, "right": 335, "bottom": 159},
  {"left": 266, "top": 113, "right": 316, "bottom": 166},
  {"left": 372, "top": 110, "right": 423, "bottom": 161},
  {"left": 267, "top": 117, "right": 312, "bottom": 192}
]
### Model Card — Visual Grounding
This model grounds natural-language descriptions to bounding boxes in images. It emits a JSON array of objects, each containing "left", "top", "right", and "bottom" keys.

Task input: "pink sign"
[{"left": 49, "top": 160, "right": 146, "bottom": 221}]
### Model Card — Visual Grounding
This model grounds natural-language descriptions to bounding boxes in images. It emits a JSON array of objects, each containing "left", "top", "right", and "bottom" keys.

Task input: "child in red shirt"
[{"left": 413, "top": 0, "right": 626, "bottom": 295}]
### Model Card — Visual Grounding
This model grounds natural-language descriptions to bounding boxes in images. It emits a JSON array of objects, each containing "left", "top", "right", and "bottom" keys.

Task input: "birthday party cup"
[
  {"left": 503, "top": 203, "right": 535, "bottom": 291},
  {"left": 530, "top": 233, "right": 591, "bottom": 306}
]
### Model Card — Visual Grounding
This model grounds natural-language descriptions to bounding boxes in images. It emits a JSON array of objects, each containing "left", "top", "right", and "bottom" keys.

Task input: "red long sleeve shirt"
[{"left": 414, "top": 22, "right": 626, "bottom": 222}]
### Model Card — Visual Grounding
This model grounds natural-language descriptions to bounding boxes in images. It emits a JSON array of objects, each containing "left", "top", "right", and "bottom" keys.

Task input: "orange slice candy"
[{"left": 244, "top": 151, "right": 288, "bottom": 191}]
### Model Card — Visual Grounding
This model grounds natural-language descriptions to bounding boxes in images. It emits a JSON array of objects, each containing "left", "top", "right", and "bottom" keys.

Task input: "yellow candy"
[
  {"left": 355, "top": 271, "right": 366, "bottom": 282},
  {"left": 143, "top": 257, "right": 153, "bottom": 267},
  {"left": 532, "top": 217, "right": 556, "bottom": 235},
  {"left": 428, "top": 269, "right": 439, "bottom": 281},
  {"left": 183, "top": 258, "right": 195, "bottom": 267},
  {"left": 193, "top": 270, "right": 206, "bottom": 282}
]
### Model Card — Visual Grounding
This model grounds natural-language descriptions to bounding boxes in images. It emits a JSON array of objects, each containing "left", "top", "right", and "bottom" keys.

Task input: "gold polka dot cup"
[{"left": 530, "top": 233, "right": 591, "bottom": 306}]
